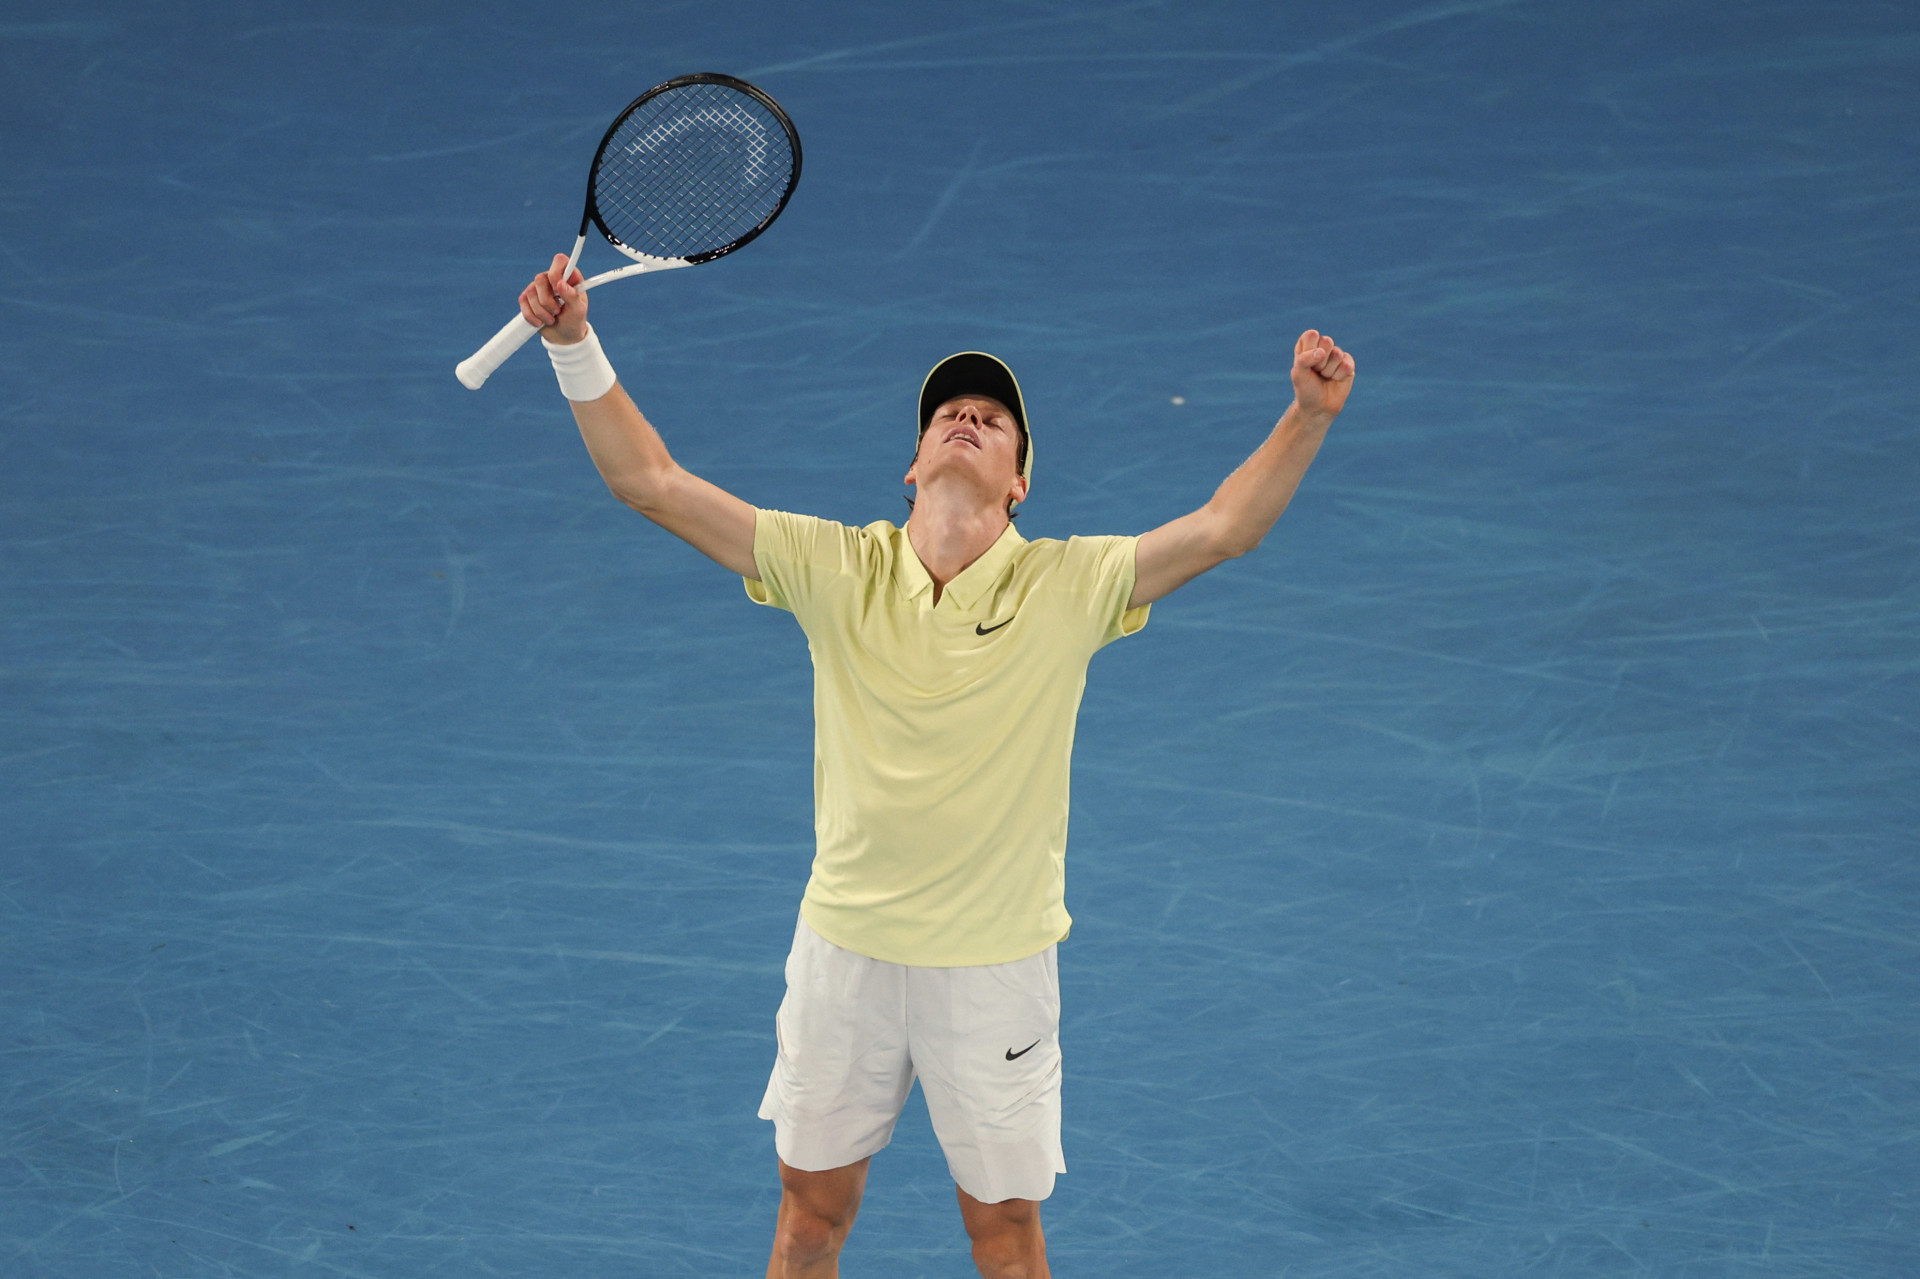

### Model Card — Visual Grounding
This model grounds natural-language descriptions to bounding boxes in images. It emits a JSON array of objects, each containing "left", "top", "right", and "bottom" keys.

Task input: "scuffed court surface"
[{"left": 3, "top": 3, "right": 1915, "bottom": 1274}]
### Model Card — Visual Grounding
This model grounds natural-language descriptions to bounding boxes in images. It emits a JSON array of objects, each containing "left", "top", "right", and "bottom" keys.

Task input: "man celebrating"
[{"left": 515, "top": 254, "right": 1354, "bottom": 1278}]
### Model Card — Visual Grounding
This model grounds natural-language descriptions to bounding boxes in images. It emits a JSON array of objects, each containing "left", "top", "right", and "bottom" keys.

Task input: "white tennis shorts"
[{"left": 758, "top": 914, "right": 1066, "bottom": 1204}]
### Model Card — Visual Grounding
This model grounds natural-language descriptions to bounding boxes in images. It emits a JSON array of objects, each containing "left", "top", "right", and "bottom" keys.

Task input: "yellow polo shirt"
[{"left": 744, "top": 508, "right": 1149, "bottom": 966}]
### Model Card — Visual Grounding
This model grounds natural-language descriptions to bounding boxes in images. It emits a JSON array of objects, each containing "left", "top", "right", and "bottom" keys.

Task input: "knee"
[
  {"left": 773, "top": 1159, "right": 867, "bottom": 1266},
  {"left": 962, "top": 1198, "right": 1045, "bottom": 1278},
  {"left": 774, "top": 1206, "right": 841, "bottom": 1263}
]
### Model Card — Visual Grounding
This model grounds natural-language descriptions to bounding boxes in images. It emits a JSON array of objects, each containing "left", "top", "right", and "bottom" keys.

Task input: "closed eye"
[{"left": 936, "top": 404, "right": 1013, "bottom": 432}]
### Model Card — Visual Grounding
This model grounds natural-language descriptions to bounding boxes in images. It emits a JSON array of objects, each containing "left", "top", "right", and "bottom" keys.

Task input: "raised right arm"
[
  {"left": 567, "top": 382, "right": 760, "bottom": 580},
  {"left": 520, "top": 254, "right": 759, "bottom": 580}
]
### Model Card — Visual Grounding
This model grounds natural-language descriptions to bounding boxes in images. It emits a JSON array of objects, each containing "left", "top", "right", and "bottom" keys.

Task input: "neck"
[{"left": 905, "top": 485, "right": 1009, "bottom": 602}]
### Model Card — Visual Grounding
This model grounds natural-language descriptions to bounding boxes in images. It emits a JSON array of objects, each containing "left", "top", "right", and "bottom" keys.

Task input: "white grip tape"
[
  {"left": 455, "top": 313, "right": 541, "bottom": 389},
  {"left": 543, "top": 324, "right": 617, "bottom": 402}
]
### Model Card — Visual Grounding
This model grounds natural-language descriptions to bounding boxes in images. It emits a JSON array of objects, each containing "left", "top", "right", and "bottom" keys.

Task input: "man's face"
[{"left": 908, "top": 395, "right": 1027, "bottom": 509}]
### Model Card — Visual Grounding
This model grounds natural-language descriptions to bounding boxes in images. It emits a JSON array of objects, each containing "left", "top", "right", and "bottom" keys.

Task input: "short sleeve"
[
  {"left": 1062, "top": 534, "right": 1151, "bottom": 651},
  {"left": 742, "top": 508, "right": 846, "bottom": 624}
]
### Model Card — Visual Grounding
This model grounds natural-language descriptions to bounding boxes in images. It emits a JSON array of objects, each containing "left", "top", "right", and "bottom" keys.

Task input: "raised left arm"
[{"left": 1130, "top": 330, "right": 1355, "bottom": 609}]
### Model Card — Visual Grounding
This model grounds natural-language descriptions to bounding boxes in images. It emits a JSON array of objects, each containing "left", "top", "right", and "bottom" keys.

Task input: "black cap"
[{"left": 917, "top": 352, "right": 1033, "bottom": 493}]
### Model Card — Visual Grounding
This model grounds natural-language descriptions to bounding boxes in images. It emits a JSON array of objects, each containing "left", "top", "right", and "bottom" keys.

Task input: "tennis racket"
[{"left": 456, "top": 72, "right": 801, "bottom": 389}]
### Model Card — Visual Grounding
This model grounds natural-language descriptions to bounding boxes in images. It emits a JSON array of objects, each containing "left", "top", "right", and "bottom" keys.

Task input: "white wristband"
[{"left": 541, "top": 324, "right": 618, "bottom": 402}]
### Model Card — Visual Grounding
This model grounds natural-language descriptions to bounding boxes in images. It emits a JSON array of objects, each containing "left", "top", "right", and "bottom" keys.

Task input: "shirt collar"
[{"left": 891, "top": 520, "right": 1026, "bottom": 610}]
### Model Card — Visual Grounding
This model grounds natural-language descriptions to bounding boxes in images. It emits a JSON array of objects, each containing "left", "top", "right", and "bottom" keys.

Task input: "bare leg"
[
  {"left": 956, "top": 1184, "right": 1050, "bottom": 1279},
  {"left": 766, "top": 1156, "right": 871, "bottom": 1278}
]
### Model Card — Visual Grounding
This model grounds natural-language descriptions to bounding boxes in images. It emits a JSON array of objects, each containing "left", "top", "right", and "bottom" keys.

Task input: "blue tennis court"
[{"left": 4, "top": 2, "right": 1916, "bottom": 1274}]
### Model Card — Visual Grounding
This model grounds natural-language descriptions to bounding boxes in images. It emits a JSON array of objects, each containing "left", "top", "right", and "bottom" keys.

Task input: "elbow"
[
  {"left": 610, "top": 465, "right": 675, "bottom": 516},
  {"left": 1213, "top": 530, "right": 1261, "bottom": 561},
  {"left": 609, "top": 482, "right": 652, "bottom": 514},
  {"left": 1200, "top": 504, "right": 1264, "bottom": 561}
]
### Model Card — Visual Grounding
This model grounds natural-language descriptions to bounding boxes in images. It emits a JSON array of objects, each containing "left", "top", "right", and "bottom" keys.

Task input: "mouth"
[{"left": 944, "top": 428, "right": 981, "bottom": 449}]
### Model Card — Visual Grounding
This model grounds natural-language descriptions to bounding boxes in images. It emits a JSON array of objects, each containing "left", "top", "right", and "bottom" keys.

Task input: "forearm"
[
  {"left": 569, "top": 384, "right": 679, "bottom": 511},
  {"left": 520, "top": 261, "right": 676, "bottom": 511},
  {"left": 1205, "top": 403, "right": 1333, "bottom": 555},
  {"left": 568, "top": 383, "right": 758, "bottom": 575}
]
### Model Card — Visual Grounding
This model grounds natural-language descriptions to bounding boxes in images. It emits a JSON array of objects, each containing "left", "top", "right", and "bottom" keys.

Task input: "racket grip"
[{"left": 455, "top": 313, "right": 541, "bottom": 389}]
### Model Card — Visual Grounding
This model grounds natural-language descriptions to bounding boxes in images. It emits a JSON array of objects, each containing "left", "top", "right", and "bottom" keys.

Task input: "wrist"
[
  {"left": 1284, "top": 400, "right": 1337, "bottom": 431},
  {"left": 543, "top": 324, "right": 617, "bottom": 401}
]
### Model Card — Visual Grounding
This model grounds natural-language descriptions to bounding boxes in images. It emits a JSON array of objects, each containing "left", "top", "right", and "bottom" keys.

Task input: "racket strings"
[
  {"left": 603, "top": 118, "right": 788, "bottom": 255},
  {"left": 591, "top": 83, "right": 796, "bottom": 261}
]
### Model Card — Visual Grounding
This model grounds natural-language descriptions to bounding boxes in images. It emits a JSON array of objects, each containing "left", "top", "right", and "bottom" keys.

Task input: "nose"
[{"left": 968, "top": 404, "right": 1003, "bottom": 433}]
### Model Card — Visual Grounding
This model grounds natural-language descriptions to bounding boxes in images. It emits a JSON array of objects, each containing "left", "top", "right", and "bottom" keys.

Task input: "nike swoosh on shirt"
[
  {"left": 1005, "top": 1040, "right": 1041, "bottom": 1060},
  {"left": 976, "top": 617, "right": 1014, "bottom": 635}
]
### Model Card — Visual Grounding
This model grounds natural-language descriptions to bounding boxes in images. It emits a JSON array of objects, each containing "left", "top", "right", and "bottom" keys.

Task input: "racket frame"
[{"left": 456, "top": 72, "right": 801, "bottom": 391}]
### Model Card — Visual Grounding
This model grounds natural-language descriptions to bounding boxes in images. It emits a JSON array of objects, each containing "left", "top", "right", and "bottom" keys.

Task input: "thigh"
[
  {"left": 760, "top": 916, "right": 916, "bottom": 1170},
  {"left": 907, "top": 945, "right": 1065, "bottom": 1203}
]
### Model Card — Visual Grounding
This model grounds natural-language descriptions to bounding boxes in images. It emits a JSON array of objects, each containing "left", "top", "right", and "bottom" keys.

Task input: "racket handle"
[{"left": 455, "top": 313, "right": 541, "bottom": 389}]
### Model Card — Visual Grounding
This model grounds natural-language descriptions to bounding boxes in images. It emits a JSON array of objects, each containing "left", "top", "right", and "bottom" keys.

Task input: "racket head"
[{"left": 585, "top": 73, "right": 802, "bottom": 267}]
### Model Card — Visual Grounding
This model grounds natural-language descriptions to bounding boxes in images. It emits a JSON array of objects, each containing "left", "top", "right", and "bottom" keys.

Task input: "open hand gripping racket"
[{"left": 456, "top": 73, "right": 801, "bottom": 389}]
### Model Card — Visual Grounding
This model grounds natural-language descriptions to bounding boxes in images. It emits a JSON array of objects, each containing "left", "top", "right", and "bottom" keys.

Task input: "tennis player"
[{"left": 516, "top": 254, "right": 1354, "bottom": 1278}]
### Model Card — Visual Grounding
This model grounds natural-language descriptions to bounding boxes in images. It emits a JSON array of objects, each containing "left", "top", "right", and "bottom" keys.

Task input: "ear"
[
  {"left": 1009, "top": 474, "right": 1029, "bottom": 506},
  {"left": 904, "top": 461, "right": 918, "bottom": 486}
]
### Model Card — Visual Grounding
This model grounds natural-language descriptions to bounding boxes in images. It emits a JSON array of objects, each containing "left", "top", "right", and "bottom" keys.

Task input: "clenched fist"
[{"left": 1290, "top": 330, "right": 1355, "bottom": 420}]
